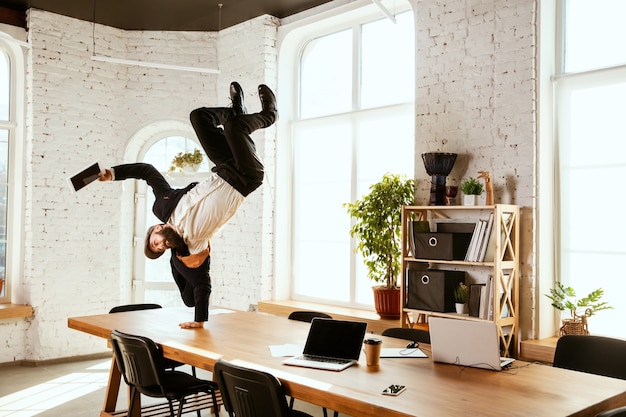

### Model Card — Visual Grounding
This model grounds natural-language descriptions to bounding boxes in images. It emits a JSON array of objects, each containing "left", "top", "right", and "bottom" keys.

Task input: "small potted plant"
[
  {"left": 454, "top": 282, "right": 468, "bottom": 314},
  {"left": 344, "top": 173, "right": 415, "bottom": 319},
  {"left": 168, "top": 149, "right": 204, "bottom": 173},
  {"left": 460, "top": 177, "right": 484, "bottom": 205},
  {"left": 545, "top": 282, "right": 613, "bottom": 335}
]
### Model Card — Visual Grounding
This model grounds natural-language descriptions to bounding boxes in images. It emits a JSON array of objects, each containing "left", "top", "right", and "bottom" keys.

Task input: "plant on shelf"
[
  {"left": 454, "top": 282, "right": 468, "bottom": 304},
  {"left": 460, "top": 177, "right": 484, "bottom": 195},
  {"left": 168, "top": 149, "right": 204, "bottom": 172},
  {"left": 344, "top": 173, "right": 415, "bottom": 319},
  {"left": 545, "top": 282, "right": 613, "bottom": 335}
]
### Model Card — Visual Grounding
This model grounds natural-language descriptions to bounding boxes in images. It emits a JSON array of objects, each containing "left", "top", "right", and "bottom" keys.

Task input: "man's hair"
[{"left": 144, "top": 224, "right": 164, "bottom": 259}]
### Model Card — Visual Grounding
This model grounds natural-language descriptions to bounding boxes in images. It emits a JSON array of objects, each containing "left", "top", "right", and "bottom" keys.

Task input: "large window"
[
  {"left": 556, "top": 0, "right": 626, "bottom": 337},
  {"left": 290, "top": 9, "right": 415, "bottom": 308}
]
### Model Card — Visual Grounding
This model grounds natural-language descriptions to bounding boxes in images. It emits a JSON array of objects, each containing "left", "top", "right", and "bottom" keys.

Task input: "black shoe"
[
  {"left": 230, "top": 82, "right": 246, "bottom": 115},
  {"left": 258, "top": 84, "right": 278, "bottom": 119}
]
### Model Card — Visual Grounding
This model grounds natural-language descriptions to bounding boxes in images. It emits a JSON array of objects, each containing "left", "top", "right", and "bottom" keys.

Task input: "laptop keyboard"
[{"left": 300, "top": 354, "right": 351, "bottom": 365}]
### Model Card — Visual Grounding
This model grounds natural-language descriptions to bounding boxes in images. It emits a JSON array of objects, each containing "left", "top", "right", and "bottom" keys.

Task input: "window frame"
[{"left": 0, "top": 29, "right": 27, "bottom": 305}]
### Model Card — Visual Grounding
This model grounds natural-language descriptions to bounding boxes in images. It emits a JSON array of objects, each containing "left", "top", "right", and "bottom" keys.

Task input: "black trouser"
[{"left": 189, "top": 107, "right": 275, "bottom": 196}]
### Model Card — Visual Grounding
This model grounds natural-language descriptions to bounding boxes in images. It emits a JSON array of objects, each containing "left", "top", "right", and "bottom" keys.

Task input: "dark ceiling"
[{"left": 0, "top": 0, "right": 335, "bottom": 31}]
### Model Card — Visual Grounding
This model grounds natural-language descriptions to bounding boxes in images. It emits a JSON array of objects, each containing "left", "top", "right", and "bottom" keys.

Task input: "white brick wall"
[{"left": 414, "top": 0, "right": 536, "bottom": 338}]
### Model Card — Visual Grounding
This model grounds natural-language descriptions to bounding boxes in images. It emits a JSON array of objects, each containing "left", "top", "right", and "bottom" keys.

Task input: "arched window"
[{"left": 279, "top": 6, "right": 415, "bottom": 309}]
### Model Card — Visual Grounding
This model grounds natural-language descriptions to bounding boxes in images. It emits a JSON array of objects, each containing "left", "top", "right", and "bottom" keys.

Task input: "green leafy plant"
[
  {"left": 545, "top": 282, "right": 613, "bottom": 318},
  {"left": 460, "top": 177, "right": 484, "bottom": 195},
  {"left": 343, "top": 173, "right": 415, "bottom": 289},
  {"left": 168, "top": 149, "right": 204, "bottom": 172},
  {"left": 454, "top": 282, "right": 468, "bottom": 303}
]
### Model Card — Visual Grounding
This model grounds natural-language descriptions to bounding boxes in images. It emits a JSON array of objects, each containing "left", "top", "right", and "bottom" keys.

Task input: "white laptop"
[
  {"left": 429, "top": 317, "right": 514, "bottom": 371},
  {"left": 283, "top": 318, "right": 367, "bottom": 372}
]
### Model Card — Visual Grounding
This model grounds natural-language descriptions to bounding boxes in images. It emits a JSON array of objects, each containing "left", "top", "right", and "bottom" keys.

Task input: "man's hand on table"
[{"left": 179, "top": 321, "right": 204, "bottom": 329}]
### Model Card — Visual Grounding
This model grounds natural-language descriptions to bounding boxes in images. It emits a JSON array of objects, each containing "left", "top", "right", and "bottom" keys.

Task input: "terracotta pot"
[{"left": 372, "top": 287, "right": 401, "bottom": 320}]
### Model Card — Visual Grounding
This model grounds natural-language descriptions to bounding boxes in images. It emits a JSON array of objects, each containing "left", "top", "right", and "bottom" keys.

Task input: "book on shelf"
[
  {"left": 477, "top": 213, "right": 494, "bottom": 262},
  {"left": 485, "top": 275, "right": 494, "bottom": 320},
  {"left": 468, "top": 283, "right": 485, "bottom": 317},
  {"left": 483, "top": 212, "right": 513, "bottom": 262},
  {"left": 464, "top": 221, "right": 482, "bottom": 262}
]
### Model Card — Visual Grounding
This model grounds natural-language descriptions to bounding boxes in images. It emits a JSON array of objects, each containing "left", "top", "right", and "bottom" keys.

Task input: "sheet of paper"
[
  {"left": 269, "top": 344, "right": 304, "bottom": 357},
  {"left": 380, "top": 348, "right": 427, "bottom": 358}
]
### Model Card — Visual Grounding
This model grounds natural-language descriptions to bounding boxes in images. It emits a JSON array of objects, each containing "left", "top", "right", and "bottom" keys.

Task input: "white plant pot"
[
  {"left": 455, "top": 303, "right": 466, "bottom": 314},
  {"left": 463, "top": 194, "right": 478, "bottom": 206}
]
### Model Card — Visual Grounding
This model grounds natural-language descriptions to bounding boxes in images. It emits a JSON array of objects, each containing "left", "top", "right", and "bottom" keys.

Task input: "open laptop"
[
  {"left": 283, "top": 318, "right": 367, "bottom": 371},
  {"left": 429, "top": 317, "right": 514, "bottom": 371}
]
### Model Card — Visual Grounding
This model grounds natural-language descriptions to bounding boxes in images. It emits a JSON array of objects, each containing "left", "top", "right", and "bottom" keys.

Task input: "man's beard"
[{"left": 157, "top": 227, "right": 186, "bottom": 251}]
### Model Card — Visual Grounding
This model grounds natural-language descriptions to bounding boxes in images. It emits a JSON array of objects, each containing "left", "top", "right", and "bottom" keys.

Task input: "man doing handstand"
[{"left": 99, "top": 82, "right": 277, "bottom": 328}]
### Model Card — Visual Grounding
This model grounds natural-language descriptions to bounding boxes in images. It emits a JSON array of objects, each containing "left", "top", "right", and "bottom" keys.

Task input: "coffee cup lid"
[{"left": 364, "top": 338, "right": 382, "bottom": 345}]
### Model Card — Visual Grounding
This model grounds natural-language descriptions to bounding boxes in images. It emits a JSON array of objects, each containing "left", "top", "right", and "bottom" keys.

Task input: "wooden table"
[{"left": 68, "top": 308, "right": 626, "bottom": 417}]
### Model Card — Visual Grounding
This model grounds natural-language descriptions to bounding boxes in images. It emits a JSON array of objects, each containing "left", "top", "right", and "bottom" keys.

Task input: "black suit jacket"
[{"left": 113, "top": 163, "right": 210, "bottom": 322}]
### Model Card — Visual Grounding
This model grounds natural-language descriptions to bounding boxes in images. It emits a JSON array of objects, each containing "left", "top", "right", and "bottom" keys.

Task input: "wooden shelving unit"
[{"left": 400, "top": 204, "right": 520, "bottom": 357}]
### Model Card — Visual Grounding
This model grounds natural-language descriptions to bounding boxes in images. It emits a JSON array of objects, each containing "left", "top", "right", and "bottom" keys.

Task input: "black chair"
[
  {"left": 382, "top": 327, "right": 431, "bottom": 345},
  {"left": 110, "top": 329, "right": 221, "bottom": 417},
  {"left": 109, "top": 303, "right": 196, "bottom": 376},
  {"left": 213, "top": 359, "right": 313, "bottom": 417},
  {"left": 287, "top": 311, "right": 336, "bottom": 417},
  {"left": 596, "top": 406, "right": 626, "bottom": 417},
  {"left": 287, "top": 310, "right": 332, "bottom": 322},
  {"left": 552, "top": 335, "right": 626, "bottom": 380}
]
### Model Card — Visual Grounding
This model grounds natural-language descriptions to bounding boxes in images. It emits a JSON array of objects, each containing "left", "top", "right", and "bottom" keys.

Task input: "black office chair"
[
  {"left": 109, "top": 303, "right": 196, "bottom": 376},
  {"left": 596, "top": 406, "right": 626, "bottom": 417},
  {"left": 287, "top": 311, "right": 332, "bottom": 322},
  {"left": 382, "top": 327, "right": 431, "bottom": 345},
  {"left": 110, "top": 329, "right": 221, "bottom": 417},
  {"left": 213, "top": 359, "right": 314, "bottom": 417},
  {"left": 552, "top": 335, "right": 626, "bottom": 380},
  {"left": 287, "top": 311, "right": 337, "bottom": 417}
]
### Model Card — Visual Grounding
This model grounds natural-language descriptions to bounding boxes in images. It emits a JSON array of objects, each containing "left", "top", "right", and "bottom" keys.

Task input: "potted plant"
[
  {"left": 460, "top": 177, "right": 484, "bottom": 205},
  {"left": 168, "top": 149, "right": 204, "bottom": 173},
  {"left": 545, "top": 282, "right": 613, "bottom": 335},
  {"left": 344, "top": 173, "right": 415, "bottom": 319},
  {"left": 454, "top": 282, "right": 468, "bottom": 314}
]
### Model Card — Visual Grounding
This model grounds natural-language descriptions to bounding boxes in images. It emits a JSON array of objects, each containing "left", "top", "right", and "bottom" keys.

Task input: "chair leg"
[{"left": 289, "top": 397, "right": 295, "bottom": 409}]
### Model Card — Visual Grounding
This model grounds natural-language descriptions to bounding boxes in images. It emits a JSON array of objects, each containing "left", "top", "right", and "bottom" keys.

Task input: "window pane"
[
  {"left": 559, "top": 76, "right": 626, "bottom": 338},
  {"left": 0, "top": 130, "right": 6, "bottom": 285},
  {"left": 300, "top": 29, "right": 352, "bottom": 118},
  {"left": 361, "top": 11, "right": 415, "bottom": 108},
  {"left": 0, "top": 50, "right": 8, "bottom": 121},
  {"left": 292, "top": 121, "right": 352, "bottom": 302},
  {"left": 564, "top": 0, "right": 626, "bottom": 73}
]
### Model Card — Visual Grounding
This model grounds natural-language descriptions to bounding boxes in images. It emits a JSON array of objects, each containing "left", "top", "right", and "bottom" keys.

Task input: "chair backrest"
[
  {"left": 110, "top": 329, "right": 165, "bottom": 394},
  {"left": 109, "top": 303, "right": 163, "bottom": 313},
  {"left": 382, "top": 327, "right": 431, "bottom": 344},
  {"left": 214, "top": 359, "right": 292, "bottom": 417},
  {"left": 553, "top": 335, "right": 626, "bottom": 380},
  {"left": 287, "top": 311, "right": 332, "bottom": 323}
]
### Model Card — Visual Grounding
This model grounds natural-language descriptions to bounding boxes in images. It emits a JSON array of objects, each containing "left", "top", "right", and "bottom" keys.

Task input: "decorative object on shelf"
[
  {"left": 477, "top": 171, "right": 494, "bottom": 205},
  {"left": 445, "top": 185, "right": 458, "bottom": 205},
  {"left": 454, "top": 282, "right": 468, "bottom": 314},
  {"left": 344, "top": 173, "right": 415, "bottom": 319},
  {"left": 168, "top": 149, "right": 204, "bottom": 173},
  {"left": 0, "top": 278, "right": 4, "bottom": 295},
  {"left": 545, "top": 282, "right": 613, "bottom": 336},
  {"left": 421, "top": 152, "right": 457, "bottom": 206},
  {"left": 460, "top": 176, "right": 484, "bottom": 206}
]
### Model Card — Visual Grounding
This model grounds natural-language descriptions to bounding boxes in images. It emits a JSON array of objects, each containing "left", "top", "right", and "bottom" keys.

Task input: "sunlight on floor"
[{"left": 0, "top": 360, "right": 111, "bottom": 417}]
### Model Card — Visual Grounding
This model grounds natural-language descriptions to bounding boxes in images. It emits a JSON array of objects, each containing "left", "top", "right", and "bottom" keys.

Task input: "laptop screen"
[{"left": 302, "top": 318, "right": 367, "bottom": 360}]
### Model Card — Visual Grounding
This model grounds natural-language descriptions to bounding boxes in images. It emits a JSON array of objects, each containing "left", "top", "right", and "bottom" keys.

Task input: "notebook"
[
  {"left": 283, "top": 318, "right": 367, "bottom": 371},
  {"left": 429, "top": 317, "right": 514, "bottom": 371},
  {"left": 67, "top": 161, "right": 101, "bottom": 192}
]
